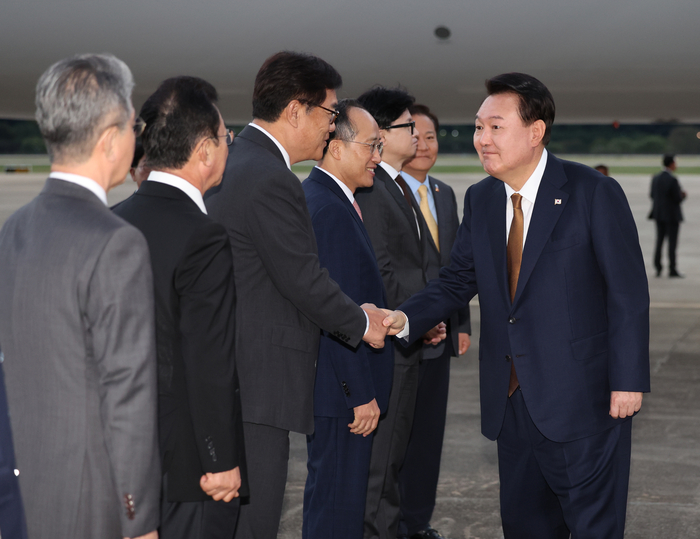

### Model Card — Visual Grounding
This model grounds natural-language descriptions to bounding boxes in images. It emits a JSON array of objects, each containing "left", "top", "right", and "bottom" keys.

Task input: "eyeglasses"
[
  {"left": 318, "top": 105, "right": 340, "bottom": 124},
  {"left": 215, "top": 130, "right": 234, "bottom": 146},
  {"left": 382, "top": 120, "right": 415, "bottom": 135},
  {"left": 340, "top": 139, "right": 384, "bottom": 156},
  {"left": 133, "top": 117, "right": 146, "bottom": 137}
]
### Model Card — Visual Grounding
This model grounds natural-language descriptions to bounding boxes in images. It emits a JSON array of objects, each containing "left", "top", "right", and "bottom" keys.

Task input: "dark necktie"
[
  {"left": 507, "top": 193, "right": 523, "bottom": 396},
  {"left": 394, "top": 175, "right": 415, "bottom": 207}
]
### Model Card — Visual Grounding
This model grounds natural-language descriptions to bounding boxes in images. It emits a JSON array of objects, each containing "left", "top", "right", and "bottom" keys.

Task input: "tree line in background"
[{"left": 2, "top": 119, "right": 700, "bottom": 155}]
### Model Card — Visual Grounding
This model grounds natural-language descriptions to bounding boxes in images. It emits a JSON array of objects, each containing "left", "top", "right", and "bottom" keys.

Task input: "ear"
[
  {"left": 328, "top": 139, "right": 342, "bottom": 161},
  {"left": 284, "top": 100, "right": 303, "bottom": 128},
  {"left": 197, "top": 137, "right": 214, "bottom": 168},
  {"left": 531, "top": 119, "right": 546, "bottom": 147},
  {"left": 98, "top": 125, "right": 119, "bottom": 162}
]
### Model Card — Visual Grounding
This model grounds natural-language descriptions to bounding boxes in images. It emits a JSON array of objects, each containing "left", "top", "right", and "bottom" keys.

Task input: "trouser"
[
  {"left": 160, "top": 473, "right": 240, "bottom": 539},
  {"left": 234, "top": 422, "right": 290, "bottom": 539},
  {"left": 397, "top": 353, "right": 451, "bottom": 537},
  {"left": 654, "top": 220, "right": 680, "bottom": 273},
  {"left": 364, "top": 361, "right": 420, "bottom": 539},
  {"left": 497, "top": 389, "right": 632, "bottom": 539}
]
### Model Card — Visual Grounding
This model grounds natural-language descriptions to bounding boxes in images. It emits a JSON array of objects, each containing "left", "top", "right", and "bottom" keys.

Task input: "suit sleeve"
[
  {"left": 590, "top": 178, "right": 650, "bottom": 392},
  {"left": 449, "top": 187, "right": 472, "bottom": 335},
  {"left": 86, "top": 226, "right": 160, "bottom": 538},
  {"left": 401, "top": 187, "right": 479, "bottom": 343},
  {"left": 174, "top": 222, "right": 245, "bottom": 477},
  {"left": 246, "top": 174, "right": 366, "bottom": 347},
  {"left": 358, "top": 183, "right": 416, "bottom": 308}
]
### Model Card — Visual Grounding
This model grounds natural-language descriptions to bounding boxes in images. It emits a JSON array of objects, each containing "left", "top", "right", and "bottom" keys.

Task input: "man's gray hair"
[
  {"left": 322, "top": 98, "right": 363, "bottom": 158},
  {"left": 35, "top": 53, "right": 134, "bottom": 164}
]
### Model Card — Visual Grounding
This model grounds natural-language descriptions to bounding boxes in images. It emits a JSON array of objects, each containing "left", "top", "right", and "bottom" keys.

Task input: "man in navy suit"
[
  {"left": 384, "top": 73, "right": 650, "bottom": 538},
  {"left": 0, "top": 348, "right": 27, "bottom": 539},
  {"left": 302, "top": 100, "right": 394, "bottom": 539}
]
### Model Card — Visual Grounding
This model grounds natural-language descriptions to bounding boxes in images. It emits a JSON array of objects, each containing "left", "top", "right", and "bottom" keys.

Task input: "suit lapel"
[
  {"left": 237, "top": 125, "right": 287, "bottom": 165},
  {"left": 513, "top": 155, "right": 569, "bottom": 306},
  {"left": 485, "top": 179, "right": 511, "bottom": 307},
  {"left": 309, "top": 168, "right": 374, "bottom": 252},
  {"left": 377, "top": 168, "right": 421, "bottom": 245}
]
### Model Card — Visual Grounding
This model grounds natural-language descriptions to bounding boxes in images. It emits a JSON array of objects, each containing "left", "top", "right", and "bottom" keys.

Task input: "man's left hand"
[
  {"left": 609, "top": 391, "right": 643, "bottom": 419},
  {"left": 458, "top": 333, "right": 471, "bottom": 355}
]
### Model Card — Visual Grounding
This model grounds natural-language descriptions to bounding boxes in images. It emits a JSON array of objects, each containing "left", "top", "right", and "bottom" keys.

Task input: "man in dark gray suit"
[
  {"left": 354, "top": 87, "right": 445, "bottom": 539},
  {"left": 650, "top": 154, "right": 686, "bottom": 277},
  {"left": 0, "top": 54, "right": 160, "bottom": 539},
  {"left": 205, "top": 51, "right": 393, "bottom": 539},
  {"left": 398, "top": 105, "right": 471, "bottom": 539}
]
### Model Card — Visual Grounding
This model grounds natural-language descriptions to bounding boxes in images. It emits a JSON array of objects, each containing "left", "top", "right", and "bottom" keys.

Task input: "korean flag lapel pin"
[{"left": 554, "top": 198, "right": 562, "bottom": 205}]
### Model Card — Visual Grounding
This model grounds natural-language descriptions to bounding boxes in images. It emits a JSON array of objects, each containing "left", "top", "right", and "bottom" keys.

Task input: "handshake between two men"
[{"left": 361, "top": 304, "right": 438, "bottom": 348}]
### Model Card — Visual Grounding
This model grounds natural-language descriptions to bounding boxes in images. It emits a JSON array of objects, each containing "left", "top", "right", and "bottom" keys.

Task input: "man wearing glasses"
[
  {"left": 114, "top": 76, "right": 246, "bottom": 539},
  {"left": 355, "top": 87, "right": 445, "bottom": 539},
  {"left": 206, "top": 52, "right": 394, "bottom": 539},
  {"left": 301, "top": 99, "right": 394, "bottom": 539}
]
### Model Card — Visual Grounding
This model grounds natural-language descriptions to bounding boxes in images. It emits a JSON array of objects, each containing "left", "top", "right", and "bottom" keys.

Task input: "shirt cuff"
[
  {"left": 396, "top": 311, "right": 409, "bottom": 340},
  {"left": 363, "top": 310, "right": 370, "bottom": 336}
]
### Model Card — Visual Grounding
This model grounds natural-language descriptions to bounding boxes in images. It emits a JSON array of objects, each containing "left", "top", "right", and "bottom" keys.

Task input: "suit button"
[
  {"left": 509, "top": 317, "right": 517, "bottom": 324},
  {"left": 505, "top": 355, "right": 511, "bottom": 361}
]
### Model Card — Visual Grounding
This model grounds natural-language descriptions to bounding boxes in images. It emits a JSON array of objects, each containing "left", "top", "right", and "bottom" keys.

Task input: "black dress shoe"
[
  {"left": 669, "top": 271, "right": 685, "bottom": 278},
  {"left": 410, "top": 527, "right": 450, "bottom": 539}
]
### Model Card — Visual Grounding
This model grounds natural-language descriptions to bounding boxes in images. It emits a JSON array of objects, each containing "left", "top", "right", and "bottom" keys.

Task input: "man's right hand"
[
  {"left": 381, "top": 309, "right": 408, "bottom": 335},
  {"left": 361, "top": 303, "right": 389, "bottom": 348},
  {"left": 199, "top": 467, "right": 242, "bottom": 502},
  {"left": 348, "top": 398, "right": 380, "bottom": 436}
]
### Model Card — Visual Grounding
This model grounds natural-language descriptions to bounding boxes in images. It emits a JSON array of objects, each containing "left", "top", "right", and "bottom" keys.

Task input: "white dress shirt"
[
  {"left": 248, "top": 123, "right": 292, "bottom": 170},
  {"left": 49, "top": 172, "right": 107, "bottom": 206},
  {"left": 504, "top": 149, "right": 548, "bottom": 247},
  {"left": 146, "top": 171, "right": 207, "bottom": 214},
  {"left": 314, "top": 166, "right": 355, "bottom": 204}
]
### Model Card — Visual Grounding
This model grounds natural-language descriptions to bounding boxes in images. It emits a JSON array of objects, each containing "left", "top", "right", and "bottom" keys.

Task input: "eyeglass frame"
[
  {"left": 133, "top": 116, "right": 146, "bottom": 137},
  {"left": 214, "top": 130, "right": 234, "bottom": 146},
  {"left": 317, "top": 104, "right": 340, "bottom": 123},
  {"left": 381, "top": 120, "right": 415, "bottom": 135},
  {"left": 337, "top": 139, "right": 384, "bottom": 156}
]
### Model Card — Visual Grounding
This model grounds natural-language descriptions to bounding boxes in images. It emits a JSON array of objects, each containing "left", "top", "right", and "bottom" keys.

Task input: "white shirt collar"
[
  {"left": 248, "top": 122, "right": 291, "bottom": 170},
  {"left": 146, "top": 171, "right": 207, "bottom": 214},
  {"left": 504, "top": 148, "right": 548, "bottom": 203},
  {"left": 378, "top": 161, "right": 400, "bottom": 180},
  {"left": 49, "top": 172, "right": 108, "bottom": 206},
  {"left": 314, "top": 166, "right": 354, "bottom": 203}
]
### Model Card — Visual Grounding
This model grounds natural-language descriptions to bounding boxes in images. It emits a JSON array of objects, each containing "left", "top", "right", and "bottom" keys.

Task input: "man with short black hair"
[
  {"left": 0, "top": 53, "right": 160, "bottom": 539},
  {"left": 386, "top": 72, "right": 650, "bottom": 539},
  {"left": 113, "top": 76, "right": 246, "bottom": 539},
  {"left": 301, "top": 99, "right": 394, "bottom": 539},
  {"left": 650, "top": 153, "right": 686, "bottom": 277},
  {"left": 354, "top": 86, "right": 445, "bottom": 539},
  {"left": 206, "top": 52, "right": 395, "bottom": 539}
]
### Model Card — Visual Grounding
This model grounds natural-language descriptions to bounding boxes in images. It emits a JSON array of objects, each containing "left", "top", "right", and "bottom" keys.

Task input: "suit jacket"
[
  {"left": 205, "top": 125, "right": 367, "bottom": 435},
  {"left": 650, "top": 170, "right": 684, "bottom": 222},
  {"left": 0, "top": 179, "right": 160, "bottom": 538},
  {"left": 354, "top": 166, "right": 428, "bottom": 365},
  {"left": 302, "top": 168, "right": 394, "bottom": 418},
  {"left": 400, "top": 154, "right": 651, "bottom": 443},
  {"left": 0, "top": 356, "right": 27, "bottom": 539},
  {"left": 113, "top": 181, "right": 247, "bottom": 502},
  {"left": 419, "top": 176, "right": 471, "bottom": 359}
]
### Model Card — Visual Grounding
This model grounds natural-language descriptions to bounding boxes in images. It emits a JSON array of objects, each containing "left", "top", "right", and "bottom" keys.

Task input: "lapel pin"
[
  {"left": 554, "top": 198, "right": 562, "bottom": 205},
  {"left": 434, "top": 185, "right": 440, "bottom": 192}
]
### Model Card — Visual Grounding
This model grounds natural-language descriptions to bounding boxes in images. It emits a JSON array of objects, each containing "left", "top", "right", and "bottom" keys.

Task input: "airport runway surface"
[{"left": 1, "top": 161, "right": 698, "bottom": 538}]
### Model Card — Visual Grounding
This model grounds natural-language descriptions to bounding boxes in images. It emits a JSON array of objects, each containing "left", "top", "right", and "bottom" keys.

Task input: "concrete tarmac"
[{"left": 1, "top": 162, "right": 698, "bottom": 538}]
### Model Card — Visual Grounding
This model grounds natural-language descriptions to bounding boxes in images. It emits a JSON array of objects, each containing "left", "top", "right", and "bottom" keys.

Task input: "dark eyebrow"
[{"left": 475, "top": 114, "right": 505, "bottom": 120}]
